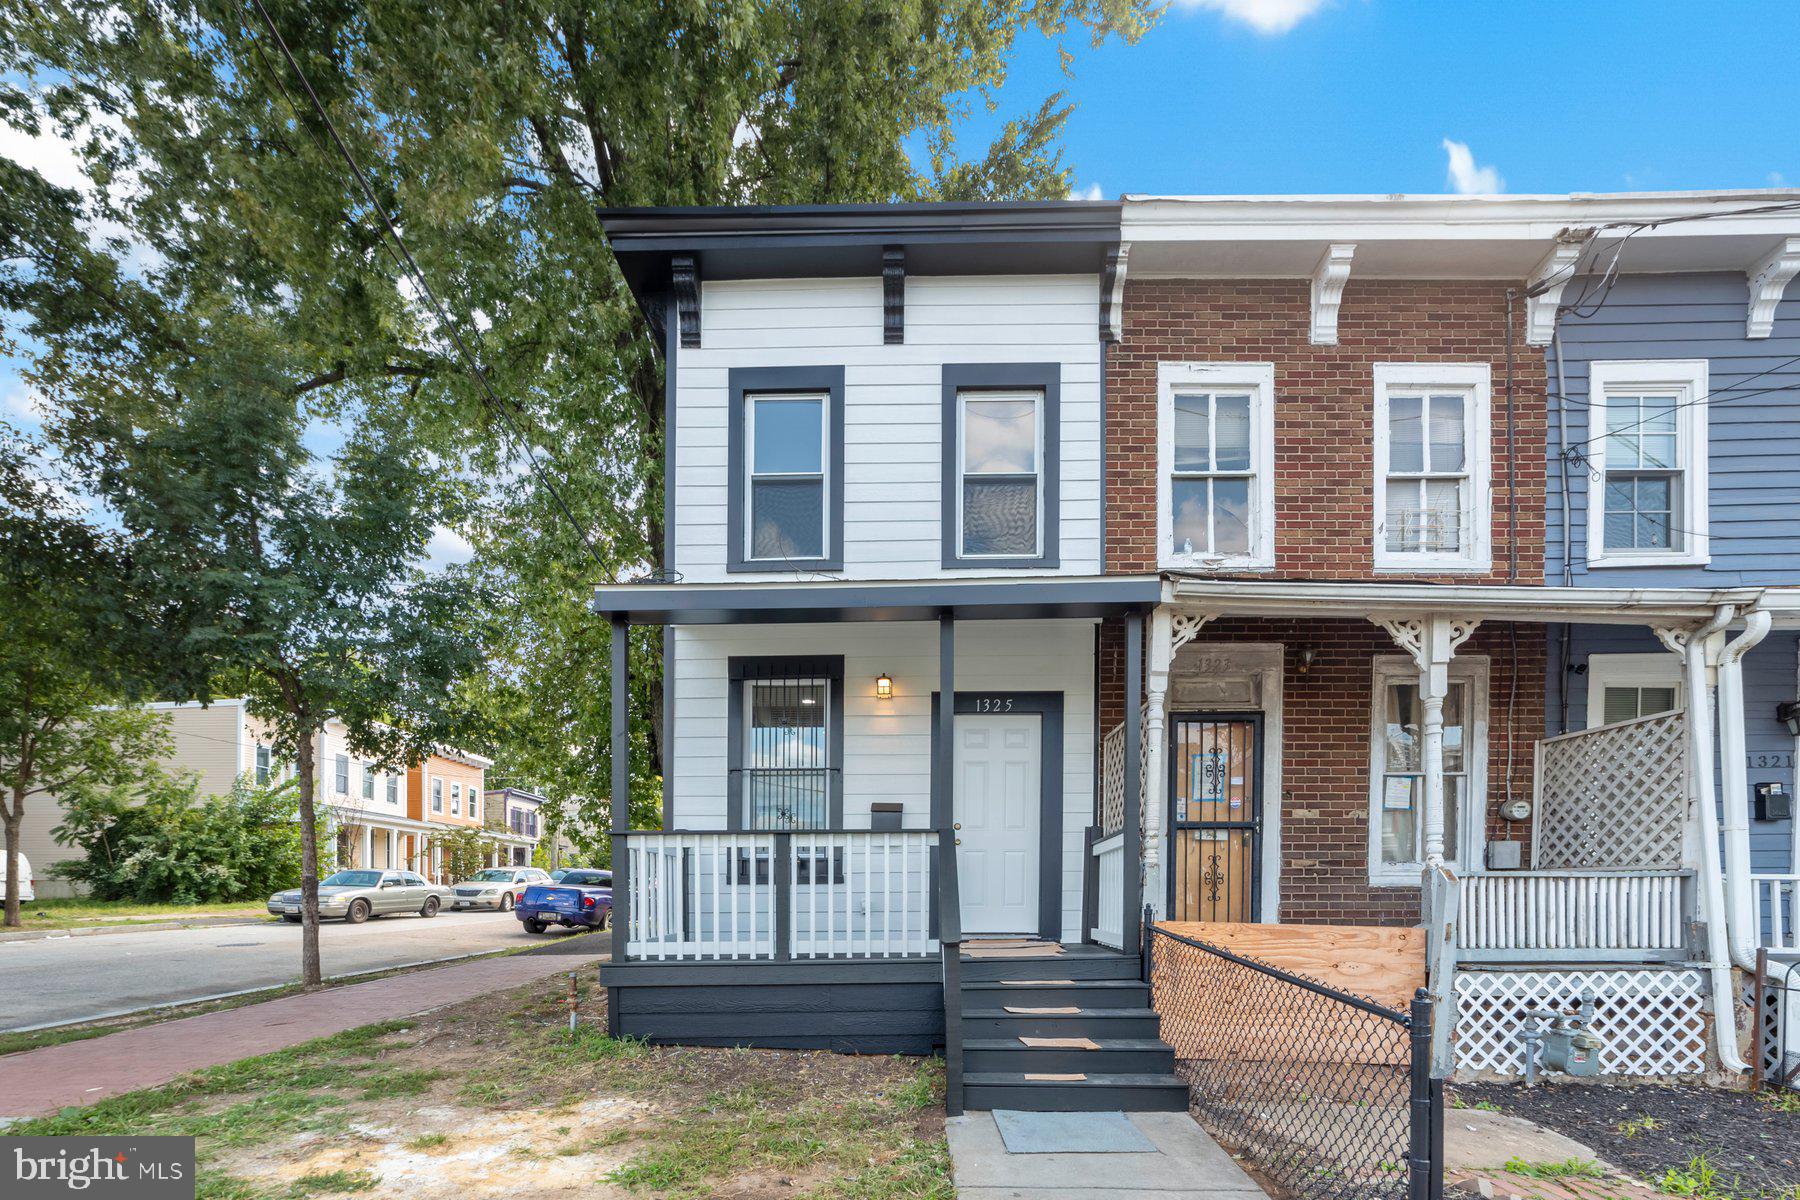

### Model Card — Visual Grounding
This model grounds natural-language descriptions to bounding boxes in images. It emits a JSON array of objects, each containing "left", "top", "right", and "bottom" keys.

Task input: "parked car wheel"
[
  {"left": 500, "top": 893, "right": 515, "bottom": 912},
  {"left": 523, "top": 918, "right": 546, "bottom": 934},
  {"left": 346, "top": 898, "right": 371, "bottom": 924},
  {"left": 420, "top": 895, "right": 440, "bottom": 918},
  {"left": 282, "top": 914, "right": 302, "bottom": 924}
]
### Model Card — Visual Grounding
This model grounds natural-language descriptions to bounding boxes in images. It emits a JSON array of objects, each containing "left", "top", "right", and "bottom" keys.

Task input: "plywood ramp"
[{"left": 1156, "top": 922, "right": 1426, "bottom": 1011}]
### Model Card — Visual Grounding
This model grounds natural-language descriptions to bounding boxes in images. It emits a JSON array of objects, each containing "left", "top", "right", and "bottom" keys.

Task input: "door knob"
[
  {"left": 953, "top": 822, "right": 962, "bottom": 830},
  {"left": 955, "top": 838, "right": 962, "bottom": 845}
]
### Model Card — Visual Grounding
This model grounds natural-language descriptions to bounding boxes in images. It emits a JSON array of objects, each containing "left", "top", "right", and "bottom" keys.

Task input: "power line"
[{"left": 243, "top": 0, "right": 609, "bottom": 574}]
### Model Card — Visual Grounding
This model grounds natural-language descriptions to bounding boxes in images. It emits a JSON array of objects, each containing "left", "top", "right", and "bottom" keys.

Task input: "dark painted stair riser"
[
  {"left": 961, "top": 1006, "right": 1164, "bottom": 1040},
  {"left": 961, "top": 956, "right": 1145, "bottom": 983},
  {"left": 963, "top": 1037, "right": 1176, "bottom": 1075},
  {"left": 963, "top": 980, "right": 1150, "bottom": 1009},
  {"left": 962, "top": 1072, "right": 1191, "bottom": 1113}
]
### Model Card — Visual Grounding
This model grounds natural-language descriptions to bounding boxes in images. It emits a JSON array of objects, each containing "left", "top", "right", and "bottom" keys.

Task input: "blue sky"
[{"left": 978, "top": 0, "right": 1800, "bottom": 199}]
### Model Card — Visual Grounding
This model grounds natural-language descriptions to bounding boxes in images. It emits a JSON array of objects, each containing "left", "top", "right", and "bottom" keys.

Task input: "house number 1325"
[{"left": 975, "top": 697, "right": 1014, "bottom": 712}]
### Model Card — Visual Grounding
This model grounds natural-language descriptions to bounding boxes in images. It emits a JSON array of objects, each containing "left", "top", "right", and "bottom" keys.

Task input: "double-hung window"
[
  {"left": 451, "top": 782, "right": 462, "bottom": 816},
  {"left": 729, "top": 657, "right": 843, "bottom": 831},
  {"left": 1368, "top": 656, "right": 1488, "bottom": 885},
  {"left": 361, "top": 765, "right": 375, "bottom": 803},
  {"left": 941, "top": 364, "right": 1060, "bottom": 568},
  {"left": 1585, "top": 361, "right": 1709, "bottom": 567},
  {"left": 728, "top": 367, "right": 844, "bottom": 572},
  {"left": 431, "top": 779, "right": 443, "bottom": 813},
  {"left": 1373, "top": 363, "right": 1491, "bottom": 572},
  {"left": 1584, "top": 653, "right": 1683, "bottom": 728},
  {"left": 334, "top": 754, "right": 350, "bottom": 795},
  {"left": 1157, "top": 363, "right": 1275, "bottom": 568},
  {"left": 255, "top": 745, "right": 272, "bottom": 786},
  {"left": 386, "top": 775, "right": 398, "bottom": 806}
]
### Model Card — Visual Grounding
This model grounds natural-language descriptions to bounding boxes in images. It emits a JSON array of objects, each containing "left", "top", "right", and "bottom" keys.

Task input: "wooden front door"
[{"left": 1169, "top": 713, "right": 1263, "bottom": 923}]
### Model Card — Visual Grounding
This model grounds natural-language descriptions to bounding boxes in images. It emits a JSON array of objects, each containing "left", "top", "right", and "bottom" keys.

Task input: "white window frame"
[
  {"left": 431, "top": 778, "right": 443, "bottom": 813},
  {"left": 1584, "top": 652, "right": 1684, "bottom": 729},
  {"left": 1156, "top": 362, "right": 1276, "bottom": 571},
  {"left": 1366, "top": 654, "right": 1489, "bottom": 887},
  {"left": 1584, "top": 360, "right": 1710, "bottom": 568},
  {"left": 1372, "top": 362, "right": 1492, "bottom": 574},
  {"left": 361, "top": 763, "right": 375, "bottom": 802},
  {"left": 744, "top": 391, "right": 830, "bottom": 565},
  {"left": 451, "top": 782, "right": 462, "bottom": 816},
  {"left": 386, "top": 775, "right": 399, "bottom": 806},
  {"left": 955, "top": 389, "right": 1045, "bottom": 560},
  {"left": 334, "top": 753, "right": 350, "bottom": 796},
  {"left": 255, "top": 745, "right": 272, "bottom": 786}
]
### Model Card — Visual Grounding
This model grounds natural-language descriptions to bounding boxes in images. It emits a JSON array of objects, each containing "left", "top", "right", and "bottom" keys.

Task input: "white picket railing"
[
  {"left": 622, "top": 829, "right": 938, "bottom": 961},
  {"left": 1755, "top": 874, "right": 1800, "bottom": 950},
  {"left": 1091, "top": 832, "right": 1125, "bottom": 949},
  {"left": 1455, "top": 870, "right": 1689, "bottom": 961}
]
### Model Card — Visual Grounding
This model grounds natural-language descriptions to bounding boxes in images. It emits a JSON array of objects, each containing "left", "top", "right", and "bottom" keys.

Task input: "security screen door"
[{"left": 1169, "top": 714, "right": 1263, "bottom": 923}]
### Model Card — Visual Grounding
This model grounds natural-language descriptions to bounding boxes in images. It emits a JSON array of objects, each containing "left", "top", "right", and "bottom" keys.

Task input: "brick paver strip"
[{"left": 0, "top": 948, "right": 607, "bottom": 1118}]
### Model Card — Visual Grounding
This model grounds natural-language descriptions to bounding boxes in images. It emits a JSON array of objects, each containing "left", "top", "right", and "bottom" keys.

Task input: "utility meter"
[{"left": 1500, "top": 798, "right": 1532, "bottom": 822}]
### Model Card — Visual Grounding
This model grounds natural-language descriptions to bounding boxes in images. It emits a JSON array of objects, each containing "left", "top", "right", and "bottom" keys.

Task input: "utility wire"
[{"left": 244, "top": 0, "right": 609, "bottom": 574}]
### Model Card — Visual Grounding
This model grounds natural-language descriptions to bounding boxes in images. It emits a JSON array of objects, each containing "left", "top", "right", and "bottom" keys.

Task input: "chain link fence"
[
  {"left": 1755, "top": 949, "right": 1800, "bottom": 1095},
  {"left": 1148, "top": 924, "right": 1443, "bottom": 1200}
]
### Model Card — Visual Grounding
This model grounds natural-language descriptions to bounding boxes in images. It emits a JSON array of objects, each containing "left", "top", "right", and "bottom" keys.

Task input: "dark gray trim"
[
  {"left": 941, "top": 363, "right": 1062, "bottom": 570},
  {"left": 661, "top": 626, "right": 675, "bottom": 828},
  {"left": 671, "top": 255, "right": 699, "bottom": 348},
  {"left": 661, "top": 290, "right": 678, "bottom": 827},
  {"left": 601, "top": 958, "right": 942, "bottom": 986},
  {"left": 930, "top": 689, "right": 1066, "bottom": 942},
  {"left": 1122, "top": 612, "right": 1143, "bottom": 956},
  {"left": 725, "top": 655, "right": 846, "bottom": 832},
  {"left": 610, "top": 616, "right": 631, "bottom": 963},
  {"left": 726, "top": 366, "right": 846, "bottom": 574},
  {"left": 594, "top": 576, "right": 1163, "bottom": 625},
  {"left": 883, "top": 246, "right": 905, "bottom": 344},
  {"left": 608, "top": 975, "right": 945, "bottom": 1054}
]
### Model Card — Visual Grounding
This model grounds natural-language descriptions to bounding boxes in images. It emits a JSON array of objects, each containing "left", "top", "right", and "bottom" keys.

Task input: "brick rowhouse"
[{"left": 1101, "top": 278, "right": 1550, "bottom": 925}]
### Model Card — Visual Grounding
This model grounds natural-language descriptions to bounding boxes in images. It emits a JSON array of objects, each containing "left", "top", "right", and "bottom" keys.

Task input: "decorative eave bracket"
[
  {"left": 671, "top": 254, "right": 700, "bottom": 349},
  {"left": 1309, "top": 243, "right": 1356, "bottom": 345},
  {"left": 1100, "top": 243, "right": 1130, "bottom": 343},
  {"left": 883, "top": 246, "right": 905, "bottom": 345},
  {"left": 1526, "top": 238, "right": 1585, "bottom": 346},
  {"left": 1746, "top": 237, "right": 1800, "bottom": 339}
]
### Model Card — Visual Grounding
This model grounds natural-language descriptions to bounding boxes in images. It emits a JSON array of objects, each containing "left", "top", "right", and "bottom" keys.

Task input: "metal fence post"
[
  {"left": 773, "top": 832, "right": 792, "bottom": 961},
  {"left": 1408, "top": 988, "right": 1438, "bottom": 1200}
]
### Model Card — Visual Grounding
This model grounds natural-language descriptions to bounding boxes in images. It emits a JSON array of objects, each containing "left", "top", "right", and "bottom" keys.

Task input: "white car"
[
  {"left": 0, "top": 851, "right": 35, "bottom": 903},
  {"left": 450, "top": 867, "right": 550, "bottom": 911}
]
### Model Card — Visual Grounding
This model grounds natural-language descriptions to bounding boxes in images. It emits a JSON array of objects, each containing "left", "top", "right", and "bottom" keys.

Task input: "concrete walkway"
[
  {"left": 0, "top": 942, "right": 607, "bottom": 1119},
  {"left": 947, "top": 1110, "right": 1268, "bottom": 1200}
]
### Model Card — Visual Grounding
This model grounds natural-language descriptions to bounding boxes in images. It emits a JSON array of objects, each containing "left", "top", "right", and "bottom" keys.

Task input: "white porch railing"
[
  {"left": 1755, "top": 874, "right": 1800, "bottom": 950},
  {"left": 1091, "top": 832, "right": 1125, "bottom": 949},
  {"left": 622, "top": 830, "right": 938, "bottom": 961},
  {"left": 1456, "top": 870, "right": 1690, "bottom": 962}
]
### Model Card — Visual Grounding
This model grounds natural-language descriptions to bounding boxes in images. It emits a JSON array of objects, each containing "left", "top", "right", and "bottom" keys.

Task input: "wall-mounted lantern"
[
  {"left": 875, "top": 672, "right": 894, "bottom": 701},
  {"left": 1777, "top": 700, "right": 1800, "bottom": 736}
]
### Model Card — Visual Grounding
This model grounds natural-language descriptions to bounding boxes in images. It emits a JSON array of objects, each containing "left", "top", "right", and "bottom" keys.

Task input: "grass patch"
[
  {"left": 405, "top": 1133, "right": 448, "bottom": 1151},
  {"left": 4, "top": 898, "right": 269, "bottom": 932},
  {"left": 1451, "top": 1094, "right": 1502, "bottom": 1113},
  {"left": 287, "top": 1170, "right": 378, "bottom": 1195},
  {"left": 1504, "top": 1157, "right": 1607, "bottom": 1181},
  {"left": 1757, "top": 1089, "right": 1800, "bottom": 1116},
  {"left": 1617, "top": 1114, "right": 1663, "bottom": 1138}
]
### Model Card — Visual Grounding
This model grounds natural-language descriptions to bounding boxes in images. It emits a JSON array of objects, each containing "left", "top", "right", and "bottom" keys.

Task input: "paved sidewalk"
[
  {"left": 0, "top": 944, "right": 607, "bottom": 1118},
  {"left": 947, "top": 1110, "right": 1268, "bottom": 1199}
]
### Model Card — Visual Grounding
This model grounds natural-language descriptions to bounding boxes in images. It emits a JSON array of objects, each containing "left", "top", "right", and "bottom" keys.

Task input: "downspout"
[
  {"left": 1685, "top": 603, "right": 1747, "bottom": 1073},
  {"left": 1553, "top": 330, "right": 1575, "bottom": 731}
]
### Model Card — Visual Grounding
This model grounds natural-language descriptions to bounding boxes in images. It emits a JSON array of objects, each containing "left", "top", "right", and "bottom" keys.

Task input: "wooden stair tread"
[
  {"left": 1018, "top": 1036, "right": 1100, "bottom": 1050},
  {"left": 1003, "top": 1005, "right": 1081, "bottom": 1015}
]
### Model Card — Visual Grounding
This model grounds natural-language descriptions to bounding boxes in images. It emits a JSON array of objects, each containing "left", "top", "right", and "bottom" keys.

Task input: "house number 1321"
[{"left": 975, "top": 698, "right": 1014, "bottom": 712}]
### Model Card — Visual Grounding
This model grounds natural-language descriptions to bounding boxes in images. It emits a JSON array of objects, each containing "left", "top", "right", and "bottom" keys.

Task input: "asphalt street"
[{"left": 0, "top": 909, "right": 594, "bottom": 1030}]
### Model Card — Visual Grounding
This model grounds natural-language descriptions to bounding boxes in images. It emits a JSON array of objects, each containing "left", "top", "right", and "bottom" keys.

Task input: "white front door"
[{"left": 954, "top": 713, "right": 1042, "bottom": 935}]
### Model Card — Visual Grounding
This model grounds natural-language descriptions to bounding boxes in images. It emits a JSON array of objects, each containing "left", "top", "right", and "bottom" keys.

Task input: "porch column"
[
  {"left": 936, "top": 613, "right": 955, "bottom": 831},
  {"left": 1142, "top": 609, "right": 1172, "bottom": 922},
  {"left": 1124, "top": 610, "right": 1144, "bottom": 955},
  {"left": 610, "top": 615, "right": 631, "bottom": 965},
  {"left": 387, "top": 827, "right": 396, "bottom": 870},
  {"left": 1374, "top": 615, "right": 1480, "bottom": 867},
  {"left": 362, "top": 824, "right": 374, "bottom": 870}
]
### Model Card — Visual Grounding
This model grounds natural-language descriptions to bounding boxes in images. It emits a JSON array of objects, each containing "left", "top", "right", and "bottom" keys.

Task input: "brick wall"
[
  {"left": 1106, "top": 278, "right": 1546, "bottom": 582},
  {"left": 1099, "top": 616, "right": 1545, "bottom": 926}
]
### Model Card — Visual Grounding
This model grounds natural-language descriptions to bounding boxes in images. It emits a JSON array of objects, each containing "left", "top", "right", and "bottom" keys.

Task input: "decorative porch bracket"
[{"left": 1372, "top": 615, "right": 1481, "bottom": 866}]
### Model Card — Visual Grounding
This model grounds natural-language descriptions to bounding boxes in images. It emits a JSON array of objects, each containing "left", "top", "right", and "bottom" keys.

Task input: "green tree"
[{"left": 432, "top": 826, "right": 497, "bottom": 883}]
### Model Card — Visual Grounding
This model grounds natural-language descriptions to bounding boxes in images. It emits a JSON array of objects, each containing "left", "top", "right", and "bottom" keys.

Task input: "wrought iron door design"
[{"left": 1169, "top": 713, "right": 1263, "bottom": 923}]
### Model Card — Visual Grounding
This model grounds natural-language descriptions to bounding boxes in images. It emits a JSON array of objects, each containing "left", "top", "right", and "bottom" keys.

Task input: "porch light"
[
  {"left": 875, "top": 672, "right": 894, "bottom": 700},
  {"left": 1778, "top": 701, "right": 1800, "bottom": 736},
  {"left": 1296, "top": 646, "right": 1316, "bottom": 674}
]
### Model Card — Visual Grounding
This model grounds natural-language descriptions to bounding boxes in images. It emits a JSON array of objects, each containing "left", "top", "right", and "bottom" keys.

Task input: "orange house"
[{"left": 404, "top": 748, "right": 493, "bottom": 882}]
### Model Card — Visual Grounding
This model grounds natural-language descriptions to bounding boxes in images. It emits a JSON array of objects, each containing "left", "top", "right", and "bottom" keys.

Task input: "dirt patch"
[{"left": 1455, "top": 1082, "right": 1800, "bottom": 1198}]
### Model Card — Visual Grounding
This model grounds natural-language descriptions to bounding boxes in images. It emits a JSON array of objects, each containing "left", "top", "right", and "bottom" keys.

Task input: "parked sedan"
[
  {"left": 449, "top": 867, "right": 550, "bottom": 911},
  {"left": 517, "top": 869, "right": 611, "bottom": 934},
  {"left": 267, "top": 869, "right": 451, "bottom": 924}
]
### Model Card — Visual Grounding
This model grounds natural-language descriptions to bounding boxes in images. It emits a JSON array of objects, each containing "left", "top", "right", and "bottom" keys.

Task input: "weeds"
[
  {"left": 1504, "top": 1158, "right": 1607, "bottom": 1181},
  {"left": 1617, "top": 1114, "right": 1663, "bottom": 1138},
  {"left": 1756, "top": 1089, "right": 1800, "bottom": 1116}
]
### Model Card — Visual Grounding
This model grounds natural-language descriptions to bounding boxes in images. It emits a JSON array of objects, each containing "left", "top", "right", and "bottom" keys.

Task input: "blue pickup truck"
[{"left": 516, "top": 869, "right": 612, "bottom": 935}]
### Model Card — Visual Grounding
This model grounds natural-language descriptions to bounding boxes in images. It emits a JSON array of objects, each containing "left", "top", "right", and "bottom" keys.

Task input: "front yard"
[
  {"left": 4, "top": 979, "right": 952, "bottom": 1200},
  {"left": 3, "top": 897, "right": 270, "bottom": 932}
]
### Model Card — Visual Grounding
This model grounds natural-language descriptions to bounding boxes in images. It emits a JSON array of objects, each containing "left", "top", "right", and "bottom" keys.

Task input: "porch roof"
[
  {"left": 1165, "top": 578, "right": 1797, "bottom": 627},
  {"left": 593, "top": 575, "right": 1163, "bottom": 626}
]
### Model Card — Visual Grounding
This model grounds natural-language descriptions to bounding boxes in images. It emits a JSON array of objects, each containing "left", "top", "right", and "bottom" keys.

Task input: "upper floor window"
[
  {"left": 941, "top": 363, "right": 1060, "bottom": 569},
  {"left": 729, "top": 656, "right": 844, "bottom": 831},
  {"left": 451, "top": 782, "right": 462, "bottom": 815},
  {"left": 386, "top": 775, "right": 398, "bottom": 805},
  {"left": 1367, "top": 655, "right": 1488, "bottom": 885},
  {"left": 334, "top": 754, "right": 350, "bottom": 795},
  {"left": 1157, "top": 363, "right": 1275, "bottom": 569},
  {"left": 727, "top": 367, "right": 844, "bottom": 573},
  {"left": 431, "top": 778, "right": 443, "bottom": 813},
  {"left": 255, "top": 745, "right": 272, "bottom": 786},
  {"left": 1584, "top": 360, "right": 1709, "bottom": 568},
  {"left": 1373, "top": 363, "right": 1491, "bottom": 573},
  {"left": 361, "top": 764, "right": 375, "bottom": 802},
  {"left": 1584, "top": 653, "right": 1682, "bottom": 728}
]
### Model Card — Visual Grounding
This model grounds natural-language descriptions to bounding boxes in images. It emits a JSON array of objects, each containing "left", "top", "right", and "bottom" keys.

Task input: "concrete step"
[
  {"left": 962, "top": 1070, "right": 1191, "bottom": 1113},
  {"left": 963, "top": 1036, "right": 1176, "bottom": 1075},
  {"left": 961, "top": 979, "right": 1151, "bottom": 1009},
  {"left": 961, "top": 1006, "right": 1163, "bottom": 1040}
]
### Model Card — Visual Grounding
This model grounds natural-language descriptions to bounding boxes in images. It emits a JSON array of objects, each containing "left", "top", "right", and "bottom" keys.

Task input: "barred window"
[{"left": 742, "top": 677, "right": 830, "bottom": 830}]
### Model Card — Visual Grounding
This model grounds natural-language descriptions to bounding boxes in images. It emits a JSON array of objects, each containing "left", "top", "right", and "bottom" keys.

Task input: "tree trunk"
[
  {"left": 3, "top": 789, "right": 23, "bottom": 928},
  {"left": 295, "top": 731, "right": 323, "bottom": 988}
]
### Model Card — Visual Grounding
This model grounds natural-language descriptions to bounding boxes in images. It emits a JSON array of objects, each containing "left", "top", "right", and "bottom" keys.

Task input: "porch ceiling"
[{"left": 593, "top": 575, "right": 1162, "bottom": 625}]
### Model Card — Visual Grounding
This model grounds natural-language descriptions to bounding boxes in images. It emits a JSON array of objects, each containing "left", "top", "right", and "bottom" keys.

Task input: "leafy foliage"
[
  {"left": 430, "top": 825, "right": 497, "bottom": 882},
  {"left": 52, "top": 773, "right": 305, "bottom": 904}
]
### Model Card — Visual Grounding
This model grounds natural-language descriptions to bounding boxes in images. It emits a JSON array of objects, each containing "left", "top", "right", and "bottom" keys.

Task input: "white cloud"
[
  {"left": 1071, "top": 181, "right": 1105, "bottom": 201},
  {"left": 1, "top": 379, "right": 47, "bottom": 425},
  {"left": 1441, "top": 139, "right": 1504, "bottom": 195},
  {"left": 1171, "top": 0, "right": 1328, "bottom": 35},
  {"left": 1770, "top": 171, "right": 1789, "bottom": 187},
  {"left": 423, "top": 524, "right": 474, "bottom": 570}
]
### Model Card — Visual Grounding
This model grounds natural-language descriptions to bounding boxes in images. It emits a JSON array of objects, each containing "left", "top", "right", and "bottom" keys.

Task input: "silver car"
[
  {"left": 449, "top": 866, "right": 550, "bottom": 911},
  {"left": 267, "top": 869, "right": 451, "bottom": 924}
]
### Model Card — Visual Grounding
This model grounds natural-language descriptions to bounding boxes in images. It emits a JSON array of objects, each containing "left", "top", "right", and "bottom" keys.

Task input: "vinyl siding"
[
  {"left": 668, "top": 619, "right": 1097, "bottom": 941},
  {"left": 1545, "top": 272, "right": 1800, "bottom": 586},
  {"left": 673, "top": 275, "right": 1103, "bottom": 581},
  {"left": 1547, "top": 625, "right": 1796, "bottom": 874}
]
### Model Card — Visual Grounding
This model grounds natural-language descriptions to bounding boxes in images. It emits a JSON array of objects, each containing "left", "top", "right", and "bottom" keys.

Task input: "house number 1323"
[{"left": 975, "top": 697, "right": 1014, "bottom": 712}]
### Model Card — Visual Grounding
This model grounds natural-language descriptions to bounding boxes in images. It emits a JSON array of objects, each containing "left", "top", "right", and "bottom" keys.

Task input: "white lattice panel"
[
  {"left": 1101, "top": 722, "right": 1125, "bottom": 836},
  {"left": 1453, "top": 968, "right": 1708, "bottom": 1078},
  {"left": 1534, "top": 712, "right": 1687, "bottom": 870}
]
